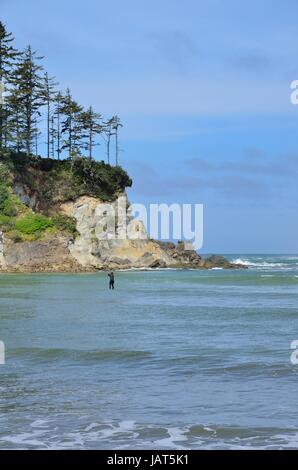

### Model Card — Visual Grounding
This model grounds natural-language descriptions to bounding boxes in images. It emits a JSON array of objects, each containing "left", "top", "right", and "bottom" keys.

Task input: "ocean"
[{"left": 0, "top": 254, "right": 298, "bottom": 449}]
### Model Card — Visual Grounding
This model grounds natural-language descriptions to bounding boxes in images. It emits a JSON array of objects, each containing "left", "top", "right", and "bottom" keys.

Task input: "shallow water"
[{"left": 0, "top": 254, "right": 298, "bottom": 449}]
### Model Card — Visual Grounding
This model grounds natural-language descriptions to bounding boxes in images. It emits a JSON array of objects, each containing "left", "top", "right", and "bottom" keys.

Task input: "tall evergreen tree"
[
  {"left": 2, "top": 103, "right": 9, "bottom": 147},
  {"left": 80, "top": 106, "right": 102, "bottom": 159},
  {"left": 50, "top": 114, "right": 56, "bottom": 159},
  {"left": 12, "top": 46, "right": 44, "bottom": 155},
  {"left": 53, "top": 91, "right": 63, "bottom": 160},
  {"left": 33, "top": 111, "right": 42, "bottom": 156},
  {"left": 61, "top": 88, "right": 84, "bottom": 158},
  {"left": 5, "top": 90, "right": 22, "bottom": 152},
  {"left": 40, "top": 72, "right": 58, "bottom": 158},
  {"left": 0, "top": 22, "right": 19, "bottom": 150},
  {"left": 111, "top": 115, "right": 123, "bottom": 166},
  {"left": 0, "top": 23, "right": 126, "bottom": 165},
  {"left": 103, "top": 117, "right": 115, "bottom": 164}
]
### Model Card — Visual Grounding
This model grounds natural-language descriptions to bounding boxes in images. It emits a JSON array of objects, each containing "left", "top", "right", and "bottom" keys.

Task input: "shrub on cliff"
[
  {"left": 0, "top": 151, "right": 132, "bottom": 242},
  {"left": 70, "top": 157, "right": 132, "bottom": 200},
  {"left": 15, "top": 214, "right": 54, "bottom": 235},
  {"left": 0, "top": 152, "right": 132, "bottom": 208},
  {"left": 0, "top": 182, "right": 9, "bottom": 211}
]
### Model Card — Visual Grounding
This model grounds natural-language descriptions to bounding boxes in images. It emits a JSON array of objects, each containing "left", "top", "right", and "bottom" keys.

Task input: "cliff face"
[
  {"left": 0, "top": 233, "right": 82, "bottom": 272},
  {"left": 59, "top": 194, "right": 169, "bottom": 269},
  {"left": 0, "top": 153, "right": 243, "bottom": 272},
  {"left": 58, "top": 194, "right": 216, "bottom": 270}
]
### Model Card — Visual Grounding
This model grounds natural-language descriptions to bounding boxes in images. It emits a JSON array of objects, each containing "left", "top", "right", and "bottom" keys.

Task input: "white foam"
[
  {"left": 1, "top": 430, "right": 48, "bottom": 448},
  {"left": 154, "top": 427, "right": 188, "bottom": 449},
  {"left": 203, "top": 426, "right": 215, "bottom": 432},
  {"left": 30, "top": 419, "right": 50, "bottom": 428},
  {"left": 232, "top": 258, "right": 293, "bottom": 269},
  {"left": 4, "top": 419, "right": 298, "bottom": 450}
]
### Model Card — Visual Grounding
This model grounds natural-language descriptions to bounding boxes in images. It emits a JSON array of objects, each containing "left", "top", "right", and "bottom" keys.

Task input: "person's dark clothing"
[{"left": 108, "top": 272, "right": 115, "bottom": 289}]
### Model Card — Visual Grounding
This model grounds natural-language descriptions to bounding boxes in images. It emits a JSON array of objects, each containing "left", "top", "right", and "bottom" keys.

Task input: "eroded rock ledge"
[{"left": 0, "top": 194, "right": 246, "bottom": 272}]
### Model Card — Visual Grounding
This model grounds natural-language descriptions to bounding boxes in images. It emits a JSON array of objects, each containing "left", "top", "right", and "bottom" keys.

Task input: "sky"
[{"left": 1, "top": 0, "right": 298, "bottom": 253}]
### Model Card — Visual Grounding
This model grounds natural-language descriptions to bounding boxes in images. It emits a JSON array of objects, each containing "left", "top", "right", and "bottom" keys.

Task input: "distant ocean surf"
[{"left": 0, "top": 254, "right": 298, "bottom": 449}]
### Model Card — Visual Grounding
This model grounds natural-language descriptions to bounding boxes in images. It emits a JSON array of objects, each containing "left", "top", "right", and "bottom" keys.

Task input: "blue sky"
[{"left": 2, "top": 0, "right": 298, "bottom": 253}]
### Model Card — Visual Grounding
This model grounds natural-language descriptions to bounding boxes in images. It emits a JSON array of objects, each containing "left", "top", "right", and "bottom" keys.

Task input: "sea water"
[{"left": 0, "top": 254, "right": 298, "bottom": 449}]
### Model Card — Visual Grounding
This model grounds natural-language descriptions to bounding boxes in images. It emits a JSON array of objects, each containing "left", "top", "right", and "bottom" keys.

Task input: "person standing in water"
[{"left": 108, "top": 271, "right": 115, "bottom": 290}]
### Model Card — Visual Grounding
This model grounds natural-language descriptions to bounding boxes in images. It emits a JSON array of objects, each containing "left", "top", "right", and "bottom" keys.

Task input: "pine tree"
[
  {"left": 2, "top": 103, "right": 9, "bottom": 147},
  {"left": 0, "top": 22, "right": 19, "bottom": 150},
  {"left": 80, "top": 106, "right": 102, "bottom": 159},
  {"left": 12, "top": 46, "right": 44, "bottom": 155},
  {"left": 3, "top": 102, "right": 15, "bottom": 149},
  {"left": 61, "top": 88, "right": 84, "bottom": 158},
  {"left": 50, "top": 115, "right": 56, "bottom": 159},
  {"left": 40, "top": 72, "right": 58, "bottom": 158},
  {"left": 5, "top": 90, "right": 22, "bottom": 152},
  {"left": 0, "top": 23, "right": 126, "bottom": 165},
  {"left": 53, "top": 92, "right": 63, "bottom": 159},
  {"left": 111, "top": 115, "right": 123, "bottom": 166},
  {"left": 33, "top": 111, "right": 42, "bottom": 156},
  {"left": 103, "top": 117, "right": 115, "bottom": 164}
]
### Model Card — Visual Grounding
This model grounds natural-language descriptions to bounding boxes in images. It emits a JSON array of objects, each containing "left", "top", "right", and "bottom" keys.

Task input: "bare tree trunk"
[
  {"left": 35, "top": 131, "right": 38, "bottom": 157},
  {"left": 107, "top": 133, "right": 110, "bottom": 164},
  {"left": 115, "top": 128, "right": 118, "bottom": 166},
  {"left": 16, "top": 109, "right": 20, "bottom": 153},
  {"left": 47, "top": 99, "right": 50, "bottom": 158},
  {"left": 89, "top": 127, "right": 92, "bottom": 160},
  {"left": 57, "top": 108, "right": 60, "bottom": 160},
  {"left": 4, "top": 104, "right": 8, "bottom": 147},
  {"left": 26, "top": 101, "right": 32, "bottom": 156},
  {"left": 69, "top": 115, "right": 72, "bottom": 158},
  {"left": 50, "top": 115, "right": 55, "bottom": 159}
]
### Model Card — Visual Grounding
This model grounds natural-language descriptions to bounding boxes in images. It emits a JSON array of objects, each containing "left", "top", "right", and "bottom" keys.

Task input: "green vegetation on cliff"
[
  {"left": 1, "top": 150, "right": 132, "bottom": 203},
  {"left": 0, "top": 150, "right": 132, "bottom": 242}
]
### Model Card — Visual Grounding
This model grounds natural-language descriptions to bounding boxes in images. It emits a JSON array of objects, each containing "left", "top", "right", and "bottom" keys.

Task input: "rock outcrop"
[
  {"left": 1, "top": 234, "right": 82, "bottom": 272},
  {"left": 0, "top": 192, "right": 244, "bottom": 272},
  {"left": 0, "top": 153, "right": 246, "bottom": 272},
  {"left": 58, "top": 194, "right": 199, "bottom": 270},
  {"left": 56, "top": 194, "right": 242, "bottom": 270}
]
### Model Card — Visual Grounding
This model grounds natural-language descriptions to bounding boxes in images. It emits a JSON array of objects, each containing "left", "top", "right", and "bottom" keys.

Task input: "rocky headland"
[{"left": 0, "top": 152, "right": 246, "bottom": 272}]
